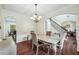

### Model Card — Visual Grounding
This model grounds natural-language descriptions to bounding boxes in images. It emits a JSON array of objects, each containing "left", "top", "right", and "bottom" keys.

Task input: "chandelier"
[{"left": 30, "top": 4, "right": 42, "bottom": 23}]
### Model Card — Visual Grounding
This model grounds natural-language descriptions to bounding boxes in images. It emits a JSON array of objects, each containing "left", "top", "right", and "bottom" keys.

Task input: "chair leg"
[
  {"left": 36, "top": 46, "right": 38, "bottom": 55},
  {"left": 54, "top": 45, "right": 57, "bottom": 55},
  {"left": 32, "top": 44, "right": 33, "bottom": 50},
  {"left": 60, "top": 47, "right": 63, "bottom": 55},
  {"left": 47, "top": 46, "right": 50, "bottom": 55}
]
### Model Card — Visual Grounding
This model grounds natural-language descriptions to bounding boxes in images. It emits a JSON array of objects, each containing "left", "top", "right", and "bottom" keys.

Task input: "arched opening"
[{"left": 45, "top": 14, "right": 77, "bottom": 54}]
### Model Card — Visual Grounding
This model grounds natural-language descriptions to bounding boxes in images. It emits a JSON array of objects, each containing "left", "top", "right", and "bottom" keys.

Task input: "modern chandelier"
[{"left": 30, "top": 4, "right": 42, "bottom": 23}]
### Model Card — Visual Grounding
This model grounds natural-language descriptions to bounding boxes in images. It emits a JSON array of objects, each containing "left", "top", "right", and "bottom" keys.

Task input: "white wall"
[
  {"left": 0, "top": 9, "right": 35, "bottom": 43},
  {"left": 0, "top": 5, "right": 2, "bottom": 10},
  {"left": 44, "top": 5, "right": 79, "bottom": 19},
  {"left": 76, "top": 14, "right": 79, "bottom": 52},
  {"left": 35, "top": 17, "right": 45, "bottom": 34}
]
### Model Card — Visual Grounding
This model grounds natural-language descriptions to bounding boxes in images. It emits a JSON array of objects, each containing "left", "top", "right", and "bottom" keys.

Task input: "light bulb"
[
  {"left": 33, "top": 18, "right": 35, "bottom": 20},
  {"left": 37, "top": 18, "right": 40, "bottom": 20},
  {"left": 39, "top": 16, "right": 42, "bottom": 19},
  {"left": 38, "top": 16, "right": 42, "bottom": 20},
  {"left": 30, "top": 17, "right": 33, "bottom": 19}
]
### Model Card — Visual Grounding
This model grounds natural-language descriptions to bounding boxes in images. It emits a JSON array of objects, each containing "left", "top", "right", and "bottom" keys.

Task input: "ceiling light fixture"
[{"left": 30, "top": 4, "right": 42, "bottom": 23}]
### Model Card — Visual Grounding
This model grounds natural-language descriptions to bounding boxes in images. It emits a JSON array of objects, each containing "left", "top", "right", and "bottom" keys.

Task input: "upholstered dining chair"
[
  {"left": 46, "top": 32, "right": 61, "bottom": 55},
  {"left": 30, "top": 32, "right": 44, "bottom": 54},
  {"left": 30, "top": 32, "right": 50, "bottom": 55},
  {"left": 46, "top": 31, "right": 52, "bottom": 36},
  {"left": 49, "top": 33, "right": 65, "bottom": 55}
]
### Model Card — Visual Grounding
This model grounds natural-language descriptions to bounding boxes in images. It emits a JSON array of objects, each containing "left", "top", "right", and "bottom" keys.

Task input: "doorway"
[
  {"left": 10, "top": 24, "right": 16, "bottom": 42},
  {"left": 5, "top": 16, "right": 16, "bottom": 43}
]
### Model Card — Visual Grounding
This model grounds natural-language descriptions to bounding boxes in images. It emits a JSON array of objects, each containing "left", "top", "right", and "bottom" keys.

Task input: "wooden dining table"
[{"left": 36, "top": 34, "right": 60, "bottom": 55}]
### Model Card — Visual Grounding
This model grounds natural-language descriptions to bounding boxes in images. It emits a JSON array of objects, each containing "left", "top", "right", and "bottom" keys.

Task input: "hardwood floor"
[
  {"left": 17, "top": 41, "right": 34, "bottom": 55},
  {"left": 17, "top": 40, "right": 54, "bottom": 55},
  {"left": 17, "top": 37, "right": 79, "bottom": 55},
  {"left": 62, "top": 37, "right": 79, "bottom": 55}
]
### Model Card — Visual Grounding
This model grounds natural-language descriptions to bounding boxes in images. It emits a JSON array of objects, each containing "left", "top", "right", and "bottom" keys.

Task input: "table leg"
[{"left": 54, "top": 45, "right": 57, "bottom": 55}]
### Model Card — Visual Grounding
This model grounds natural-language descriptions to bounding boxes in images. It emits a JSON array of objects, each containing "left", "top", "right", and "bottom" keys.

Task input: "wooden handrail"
[{"left": 49, "top": 18, "right": 68, "bottom": 33}]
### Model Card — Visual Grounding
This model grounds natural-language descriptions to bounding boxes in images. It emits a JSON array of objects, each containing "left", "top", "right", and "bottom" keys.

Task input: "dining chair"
[
  {"left": 30, "top": 32, "right": 44, "bottom": 54},
  {"left": 31, "top": 32, "right": 50, "bottom": 55},
  {"left": 47, "top": 33, "right": 60, "bottom": 55},
  {"left": 51, "top": 33, "right": 66, "bottom": 55}
]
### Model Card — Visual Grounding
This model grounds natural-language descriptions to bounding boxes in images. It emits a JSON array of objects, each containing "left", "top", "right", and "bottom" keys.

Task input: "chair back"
[
  {"left": 46, "top": 31, "right": 51, "bottom": 36},
  {"left": 30, "top": 32, "right": 38, "bottom": 45}
]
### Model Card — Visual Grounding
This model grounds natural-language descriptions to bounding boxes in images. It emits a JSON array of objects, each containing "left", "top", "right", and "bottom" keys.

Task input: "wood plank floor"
[
  {"left": 17, "top": 37, "right": 79, "bottom": 55},
  {"left": 17, "top": 40, "right": 55, "bottom": 55},
  {"left": 62, "top": 37, "right": 79, "bottom": 55}
]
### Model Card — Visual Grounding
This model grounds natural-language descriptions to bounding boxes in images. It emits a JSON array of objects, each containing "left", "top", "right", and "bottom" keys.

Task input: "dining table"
[{"left": 36, "top": 34, "right": 60, "bottom": 55}]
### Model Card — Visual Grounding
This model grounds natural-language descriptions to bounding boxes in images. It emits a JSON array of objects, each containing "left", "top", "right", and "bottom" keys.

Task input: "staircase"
[
  {"left": 49, "top": 18, "right": 67, "bottom": 33},
  {"left": 49, "top": 18, "right": 68, "bottom": 49}
]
